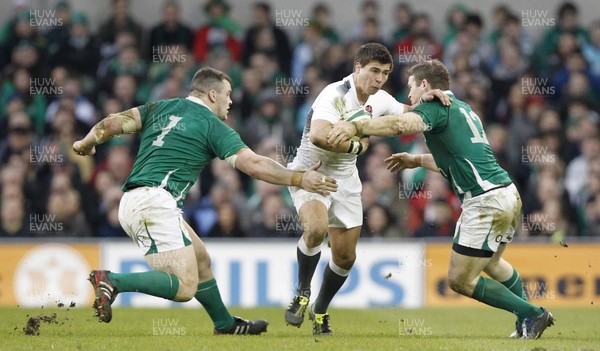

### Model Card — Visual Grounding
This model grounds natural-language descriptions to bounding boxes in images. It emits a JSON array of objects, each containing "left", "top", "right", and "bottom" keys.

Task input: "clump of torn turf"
[{"left": 23, "top": 313, "right": 59, "bottom": 336}]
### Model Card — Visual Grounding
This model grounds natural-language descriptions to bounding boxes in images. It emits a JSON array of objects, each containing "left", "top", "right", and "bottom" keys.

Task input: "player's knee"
[
  {"left": 332, "top": 252, "right": 356, "bottom": 270},
  {"left": 303, "top": 222, "right": 328, "bottom": 245},
  {"left": 448, "top": 277, "right": 468, "bottom": 295},
  {"left": 173, "top": 278, "right": 198, "bottom": 302},
  {"left": 196, "top": 252, "right": 212, "bottom": 272}
]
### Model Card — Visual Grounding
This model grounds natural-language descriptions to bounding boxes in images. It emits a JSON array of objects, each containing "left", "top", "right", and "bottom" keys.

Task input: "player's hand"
[
  {"left": 385, "top": 152, "right": 419, "bottom": 173},
  {"left": 301, "top": 161, "right": 337, "bottom": 195},
  {"left": 421, "top": 89, "right": 452, "bottom": 106},
  {"left": 73, "top": 140, "right": 96, "bottom": 156},
  {"left": 327, "top": 121, "right": 356, "bottom": 148}
]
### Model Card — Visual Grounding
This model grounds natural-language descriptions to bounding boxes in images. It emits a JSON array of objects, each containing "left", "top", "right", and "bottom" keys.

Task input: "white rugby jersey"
[{"left": 289, "top": 73, "right": 407, "bottom": 178}]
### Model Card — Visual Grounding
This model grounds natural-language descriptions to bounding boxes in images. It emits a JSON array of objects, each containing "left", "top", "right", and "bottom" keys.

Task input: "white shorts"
[
  {"left": 288, "top": 169, "right": 363, "bottom": 229},
  {"left": 118, "top": 187, "right": 192, "bottom": 255},
  {"left": 453, "top": 184, "right": 522, "bottom": 253}
]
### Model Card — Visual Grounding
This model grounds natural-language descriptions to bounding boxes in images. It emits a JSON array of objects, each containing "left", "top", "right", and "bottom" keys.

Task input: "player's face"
[
  {"left": 215, "top": 80, "right": 233, "bottom": 121},
  {"left": 407, "top": 75, "right": 425, "bottom": 105},
  {"left": 355, "top": 61, "right": 391, "bottom": 96}
]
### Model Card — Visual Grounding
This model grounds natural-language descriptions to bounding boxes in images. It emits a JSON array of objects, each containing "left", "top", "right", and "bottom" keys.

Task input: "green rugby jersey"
[
  {"left": 123, "top": 96, "right": 247, "bottom": 207},
  {"left": 412, "top": 92, "right": 512, "bottom": 202}
]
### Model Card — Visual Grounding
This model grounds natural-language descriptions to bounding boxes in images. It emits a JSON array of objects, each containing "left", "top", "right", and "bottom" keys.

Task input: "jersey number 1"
[
  {"left": 152, "top": 116, "right": 183, "bottom": 147},
  {"left": 459, "top": 108, "right": 488, "bottom": 144}
]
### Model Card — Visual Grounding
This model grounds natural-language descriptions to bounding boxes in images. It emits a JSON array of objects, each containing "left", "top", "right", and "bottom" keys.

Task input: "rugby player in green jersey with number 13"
[
  {"left": 73, "top": 67, "right": 337, "bottom": 335},
  {"left": 327, "top": 59, "right": 554, "bottom": 340}
]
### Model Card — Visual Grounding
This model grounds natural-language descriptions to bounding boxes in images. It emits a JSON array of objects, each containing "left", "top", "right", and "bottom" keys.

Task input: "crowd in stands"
[{"left": 1, "top": 0, "right": 599, "bottom": 238}]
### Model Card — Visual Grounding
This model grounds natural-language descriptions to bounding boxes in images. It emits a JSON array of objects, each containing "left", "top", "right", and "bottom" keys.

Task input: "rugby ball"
[{"left": 341, "top": 108, "right": 372, "bottom": 140}]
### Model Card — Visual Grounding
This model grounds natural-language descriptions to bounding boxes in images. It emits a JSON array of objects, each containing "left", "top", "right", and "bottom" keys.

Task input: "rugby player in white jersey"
[{"left": 284, "top": 43, "right": 450, "bottom": 335}]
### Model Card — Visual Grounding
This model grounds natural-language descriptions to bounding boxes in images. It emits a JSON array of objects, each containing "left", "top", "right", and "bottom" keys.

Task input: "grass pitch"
[{"left": 1, "top": 306, "right": 599, "bottom": 351}]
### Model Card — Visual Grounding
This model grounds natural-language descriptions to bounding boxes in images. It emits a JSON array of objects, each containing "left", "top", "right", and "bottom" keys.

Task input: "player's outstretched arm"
[
  {"left": 385, "top": 152, "right": 439, "bottom": 173},
  {"left": 73, "top": 108, "right": 142, "bottom": 156},
  {"left": 327, "top": 112, "right": 429, "bottom": 147},
  {"left": 232, "top": 148, "right": 337, "bottom": 195}
]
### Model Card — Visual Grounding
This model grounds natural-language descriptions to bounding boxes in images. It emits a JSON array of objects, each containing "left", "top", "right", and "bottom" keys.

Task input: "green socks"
[
  {"left": 471, "top": 276, "right": 542, "bottom": 320},
  {"left": 108, "top": 271, "right": 179, "bottom": 300},
  {"left": 500, "top": 269, "right": 528, "bottom": 301},
  {"left": 195, "top": 278, "right": 235, "bottom": 331}
]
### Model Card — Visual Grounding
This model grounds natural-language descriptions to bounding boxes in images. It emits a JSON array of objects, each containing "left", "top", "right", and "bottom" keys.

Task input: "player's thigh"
[
  {"left": 328, "top": 171, "right": 363, "bottom": 229},
  {"left": 483, "top": 243, "right": 514, "bottom": 281},
  {"left": 183, "top": 220, "right": 214, "bottom": 282},
  {"left": 328, "top": 226, "right": 361, "bottom": 266},
  {"left": 448, "top": 249, "right": 491, "bottom": 284},
  {"left": 144, "top": 245, "right": 198, "bottom": 283}
]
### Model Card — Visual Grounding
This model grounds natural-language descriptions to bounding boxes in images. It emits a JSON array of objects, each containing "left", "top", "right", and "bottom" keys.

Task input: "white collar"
[
  {"left": 344, "top": 73, "right": 361, "bottom": 106},
  {"left": 186, "top": 95, "right": 213, "bottom": 113}
]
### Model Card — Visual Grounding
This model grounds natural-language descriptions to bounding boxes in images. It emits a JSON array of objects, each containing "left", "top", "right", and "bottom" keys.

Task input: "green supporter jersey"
[
  {"left": 122, "top": 97, "right": 247, "bottom": 207},
  {"left": 412, "top": 92, "right": 512, "bottom": 202}
]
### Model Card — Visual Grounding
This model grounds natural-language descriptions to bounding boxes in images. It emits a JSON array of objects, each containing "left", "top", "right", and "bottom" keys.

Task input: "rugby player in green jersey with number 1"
[
  {"left": 73, "top": 67, "right": 337, "bottom": 335},
  {"left": 327, "top": 59, "right": 554, "bottom": 340}
]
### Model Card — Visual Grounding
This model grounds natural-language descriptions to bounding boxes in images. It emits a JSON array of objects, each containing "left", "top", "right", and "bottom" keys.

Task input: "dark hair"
[
  {"left": 465, "top": 13, "right": 483, "bottom": 28},
  {"left": 558, "top": 2, "right": 577, "bottom": 19},
  {"left": 354, "top": 42, "right": 393, "bottom": 71},
  {"left": 407, "top": 59, "right": 450, "bottom": 90},
  {"left": 255, "top": 2, "right": 270, "bottom": 14},
  {"left": 189, "top": 67, "right": 232, "bottom": 95}
]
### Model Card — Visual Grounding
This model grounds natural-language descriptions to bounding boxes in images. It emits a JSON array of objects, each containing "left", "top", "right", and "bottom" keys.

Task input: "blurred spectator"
[
  {"left": 0, "top": 10, "right": 48, "bottom": 69},
  {"left": 193, "top": 0, "right": 242, "bottom": 63},
  {"left": 45, "top": 76, "right": 96, "bottom": 127},
  {"left": 0, "top": 111, "right": 34, "bottom": 165},
  {"left": 0, "top": 193, "right": 27, "bottom": 236},
  {"left": 207, "top": 202, "right": 246, "bottom": 237},
  {"left": 236, "top": 67, "right": 264, "bottom": 120},
  {"left": 349, "top": 0, "right": 389, "bottom": 43},
  {"left": 242, "top": 92, "right": 295, "bottom": 149},
  {"left": 391, "top": 3, "right": 412, "bottom": 44},
  {"left": 98, "top": 0, "right": 144, "bottom": 57},
  {"left": 45, "top": 172, "right": 91, "bottom": 237},
  {"left": 396, "top": 13, "right": 443, "bottom": 69},
  {"left": 488, "top": 42, "right": 528, "bottom": 124},
  {"left": 291, "top": 21, "right": 328, "bottom": 82},
  {"left": 535, "top": 2, "right": 589, "bottom": 76},
  {"left": 46, "top": 1, "right": 72, "bottom": 62},
  {"left": 113, "top": 74, "right": 142, "bottom": 109},
  {"left": 53, "top": 12, "right": 100, "bottom": 81},
  {"left": 97, "top": 185, "right": 126, "bottom": 237},
  {"left": 441, "top": 3, "right": 469, "bottom": 48},
  {"left": 0, "top": 68, "right": 47, "bottom": 134},
  {"left": 311, "top": 3, "right": 340, "bottom": 44},
  {"left": 583, "top": 21, "right": 600, "bottom": 78},
  {"left": 362, "top": 204, "right": 398, "bottom": 238},
  {"left": 565, "top": 135, "right": 600, "bottom": 204},
  {"left": 414, "top": 198, "right": 456, "bottom": 237},
  {"left": 99, "top": 46, "right": 147, "bottom": 97},
  {"left": 487, "top": 4, "right": 511, "bottom": 46},
  {"left": 495, "top": 13, "right": 535, "bottom": 60},
  {"left": 250, "top": 193, "right": 296, "bottom": 237},
  {"left": 242, "top": 2, "right": 292, "bottom": 75},
  {"left": 189, "top": 181, "right": 232, "bottom": 236},
  {"left": 42, "top": 107, "right": 93, "bottom": 182},
  {"left": 148, "top": 0, "right": 194, "bottom": 59}
]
